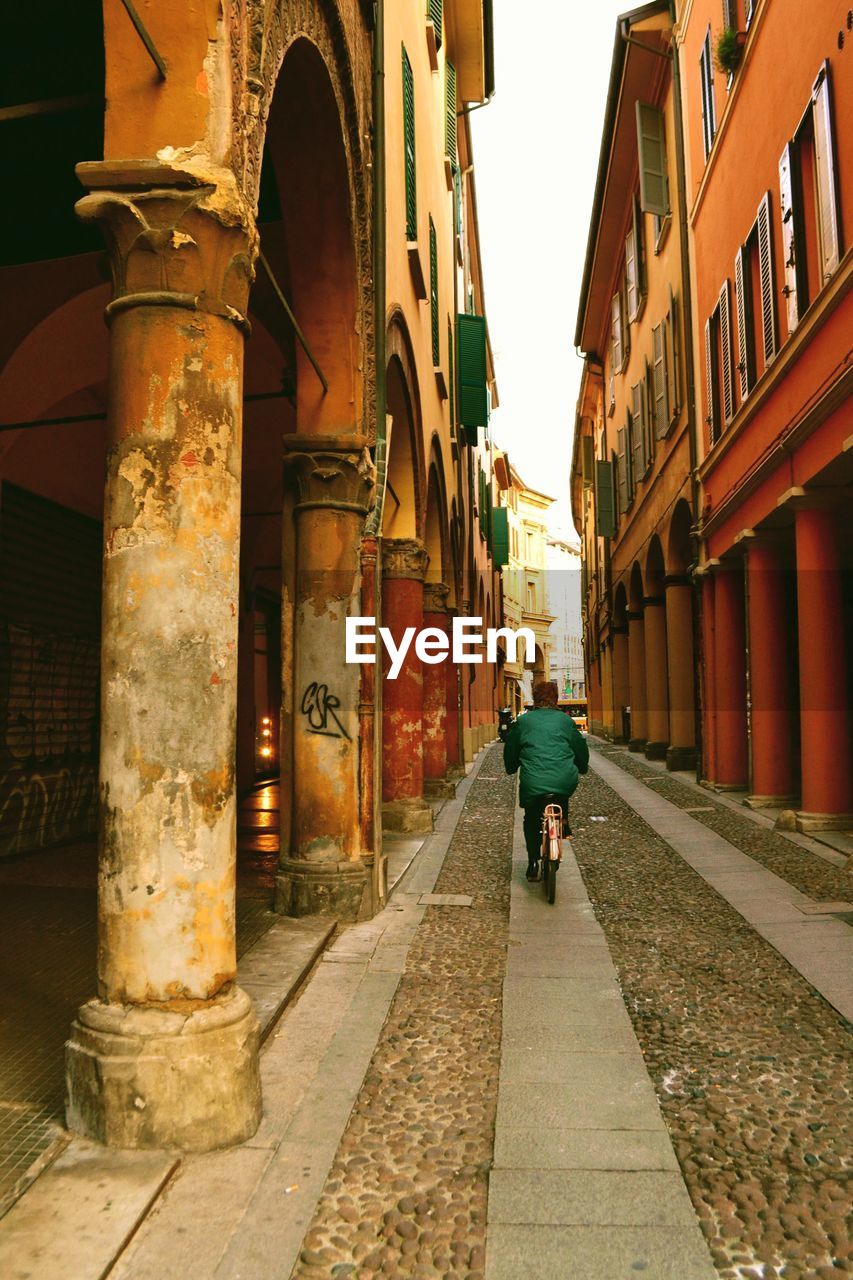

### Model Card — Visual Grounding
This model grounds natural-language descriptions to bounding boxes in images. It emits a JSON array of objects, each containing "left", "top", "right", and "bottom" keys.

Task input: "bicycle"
[{"left": 540, "top": 800, "right": 564, "bottom": 904}]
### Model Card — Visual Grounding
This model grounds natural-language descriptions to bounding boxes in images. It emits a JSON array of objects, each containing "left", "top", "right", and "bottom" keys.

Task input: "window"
[
  {"left": 629, "top": 381, "right": 649, "bottom": 482},
  {"left": 447, "top": 316, "right": 455, "bottom": 425},
  {"left": 778, "top": 62, "right": 842, "bottom": 335},
  {"left": 734, "top": 193, "right": 777, "bottom": 400},
  {"left": 402, "top": 47, "right": 416, "bottom": 241},
  {"left": 651, "top": 290, "right": 681, "bottom": 437},
  {"left": 704, "top": 281, "right": 734, "bottom": 444},
  {"left": 427, "top": 0, "right": 443, "bottom": 49},
  {"left": 607, "top": 360, "right": 615, "bottom": 416},
  {"left": 616, "top": 424, "right": 632, "bottom": 512},
  {"left": 594, "top": 460, "right": 616, "bottom": 538},
  {"left": 429, "top": 217, "right": 439, "bottom": 366},
  {"left": 625, "top": 197, "right": 645, "bottom": 322},
  {"left": 527, "top": 581, "right": 537, "bottom": 612},
  {"left": 457, "top": 312, "right": 488, "bottom": 431},
  {"left": 636, "top": 104, "right": 669, "bottom": 217},
  {"left": 700, "top": 27, "right": 717, "bottom": 160},
  {"left": 611, "top": 288, "right": 626, "bottom": 372}
]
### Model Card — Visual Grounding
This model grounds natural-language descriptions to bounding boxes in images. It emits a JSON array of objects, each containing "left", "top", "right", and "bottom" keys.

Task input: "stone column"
[
  {"left": 422, "top": 583, "right": 454, "bottom": 798},
  {"left": 698, "top": 572, "right": 718, "bottom": 785},
  {"left": 65, "top": 168, "right": 261, "bottom": 1150},
  {"left": 664, "top": 575, "right": 697, "bottom": 771},
  {"left": 444, "top": 607, "right": 464, "bottom": 777},
  {"left": 643, "top": 596, "right": 669, "bottom": 760},
  {"left": 745, "top": 537, "right": 797, "bottom": 806},
  {"left": 611, "top": 626, "right": 630, "bottom": 744},
  {"left": 381, "top": 539, "right": 433, "bottom": 832},
  {"left": 627, "top": 610, "right": 647, "bottom": 751},
  {"left": 276, "top": 441, "right": 375, "bottom": 919},
  {"left": 795, "top": 505, "right": 853, "bottom": 829},
  {"left": 713, "top": 561, "right": 749, "bottom": 789}
]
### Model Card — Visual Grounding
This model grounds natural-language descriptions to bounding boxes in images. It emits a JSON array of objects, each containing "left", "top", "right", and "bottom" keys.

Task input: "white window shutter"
[
  {"left": 719, "top": 281, "right": 734, "bottom": 425},
  {"left": 625, "top": 226, "right": 638, "bottom": 321},
  {"left": 812, "top": 62, "right": 841, "bottom": 280},
  {"left": 635, "top": 103, "right": 669, "bottom": 217},
  {"left": 734, "top": 245, "right": 752, "bottom": 400},
  {"left": 611, "top": 293, "right": 623, "bottom": 371},
  {"left": 778, "top": 144, "right": 802, "bottom": 335},
  {"left": 756, "top": 192, "right": 778, "bottom": 364}
]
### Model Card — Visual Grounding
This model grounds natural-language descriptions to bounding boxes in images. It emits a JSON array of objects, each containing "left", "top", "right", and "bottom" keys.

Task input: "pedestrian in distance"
[{"left": 502, "top": 679, "right": 589, "bottom": 881}]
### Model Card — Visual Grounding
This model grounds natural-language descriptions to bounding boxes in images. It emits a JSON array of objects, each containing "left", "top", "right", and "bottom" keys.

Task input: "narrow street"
[{"left": 3, "top": 741, "right": 849, "bottom": 1280}]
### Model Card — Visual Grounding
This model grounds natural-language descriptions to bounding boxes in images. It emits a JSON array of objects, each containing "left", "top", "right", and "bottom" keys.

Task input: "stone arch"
[
  {"left": 383, "top": 314, "right": 424, "bottom": 540},
  {"left": 256, "top": 36, "right": 361, "bottom": 437},
  {"left": 646, "top": 535, "right": 666, "bottom": 598},
  {"left": 629, "top": 561, "right": 645, "bottom": 613},
  {"left": 666, "top": 498, "right": 693, "bottom": 576},
  {"left": 235, "top": 1, "right": 372, "bottom": 435},
  {"left": 613, "top": 580, "right": 629, "bottom": 630},
  {"left": 424, "top": 437, "right": 449, "bottom": 586}
]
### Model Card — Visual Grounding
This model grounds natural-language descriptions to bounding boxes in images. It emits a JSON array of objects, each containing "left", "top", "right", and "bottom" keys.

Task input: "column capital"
[
  {"left": 642, "top": 594, "right": 665, "bottom": 608},
  {"left": 626, "top": 609, "right": 644, "bottom": 622},
  {"left": 76, "top": 161, "right": 257, "bottom": 333},
  {"left": 423, "top": 582, "right": 450, "bottom": 613},
  {"left": 382, "top": 538, "right": 429, "bottom": 581},
  {"left": 664, "top": 573, "right": 691, "bottom": 588},
  {"left": 285, "top": 447, "right": 375, "bottom": 515}
]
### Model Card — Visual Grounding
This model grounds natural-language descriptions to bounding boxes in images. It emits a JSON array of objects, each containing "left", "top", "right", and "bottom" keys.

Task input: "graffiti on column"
[
  {"left": 300, "top": 682, "right": 351, "bottom": 740},
  {"left": 0, "top": 624, "right": 99, "bottom": 856}
]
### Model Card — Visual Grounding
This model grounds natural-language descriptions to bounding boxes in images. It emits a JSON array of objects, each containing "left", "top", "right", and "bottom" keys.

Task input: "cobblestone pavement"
[
  {"left": 597, "top": 745, "right": 853, "bottom": 903},
  {"left": 574, "top": 746, "right": 852, "bottom": 1280},
  {"left": 0, "top": 783, "right": 280, "bottom": 1218},
  {"left": 292, "top": 746, "right": 515, "bottom": 1280}
]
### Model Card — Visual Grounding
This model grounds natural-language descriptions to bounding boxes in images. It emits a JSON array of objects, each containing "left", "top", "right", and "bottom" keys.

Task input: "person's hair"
[{"left": 532, "top": 680, "right": 559, "bottom": 708}]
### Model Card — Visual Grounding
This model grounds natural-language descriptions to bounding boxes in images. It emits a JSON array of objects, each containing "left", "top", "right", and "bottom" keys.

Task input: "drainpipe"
[
  {"left": 670, "top": 3, "right": 704, "bottom": 778},
  {"left": 365, "top": 0, "right": 387, "bottom": 538}
]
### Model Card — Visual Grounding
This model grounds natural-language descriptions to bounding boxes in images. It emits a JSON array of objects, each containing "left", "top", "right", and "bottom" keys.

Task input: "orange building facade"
[
  {"left": 573, "top": 1, "right": 700, "bottom": 771},
  {"left": 680, "top": 0, "right": 852, "bottom": 829}
]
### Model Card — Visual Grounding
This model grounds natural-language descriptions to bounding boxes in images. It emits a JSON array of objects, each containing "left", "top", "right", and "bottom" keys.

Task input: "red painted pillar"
[
  {"left": 664, "top": 575, "right": 696, "bottom": 771},
  {"left": 422, "top": 583, "right": 449, "bottom": 785},
  {"left": 713, "top": 561, "right": 748, "bottom": 789},
  {"left": 795, "top": 505, "right": 853, "bottom": 827},
  {"left": 745, "top": 537, "right": 796, "bottom": 805},
  {"left": 381, "top": 538, "right": 432, "bottom": 832},
  {"left": 627, "top": 610, "right": 647, "bottom": 750},
  {"left": 611, "top": 626, "right": 630, "bottom": 743},
  {"left": 444, "top": 607, "right": 462, "bottom": 774},
  {"left": 643, "top": 596, "right": 669, "bottom": 760},
  {"left": 700, "top": 573, "right": 718, "bottom": 785}
]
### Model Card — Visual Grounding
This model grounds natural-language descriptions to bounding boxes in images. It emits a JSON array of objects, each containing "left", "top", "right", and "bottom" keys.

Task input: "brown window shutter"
[
  {"left": 812, "top": 61, "right": 842, "bottom": 280},
  {"left": 756, "top": 192, "right": 778, "bottom": 365},
  {"left": 734, "top": 244, "right": 754, "bottom": 400},
  {"left": 719, "top": 280, "right": 735, "bottom": 425}
]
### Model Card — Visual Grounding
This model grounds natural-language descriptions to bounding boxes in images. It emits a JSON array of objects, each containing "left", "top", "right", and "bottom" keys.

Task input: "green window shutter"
[
  {"left": 445, "top": 60, "right": 457, "bottom": 161},
  {"left": 629, "top": 388, "right": 645, "bottom": 480},
  {"left": 429, "top": 217, "right": 439, "bottom": 365},
  {"left": 457, "top": 313, "right": 488, "bottom": 430},
  {"left": 594, "top": 461, "right": 616, "bottom": 539},
  {"left": 581, "top": 436, "right": 594, "bottom": 487},
  {"left": 428, "top": 0, "right": 443, "bottom": 48},
  {"left": 447, "top": 317, "right": 455, "bottom": 426},
  {"left": 652, "top": 320, "right": 668, "bottom": 437},
  {"left": 616, "top": 428, "right": 628, "bottom": 513},
  {"left": 636, "top": 102, "right": 669, "bottom": 217},
  {"left": 667, "top": 286, "right": 681, "bottom": 421},
  {"left": 491, "top": 506, "right": 509, "bottom": 567},
  {"left": 478, "top": 465, "right": 487, "bottom": 538},
  {"left": 464, "top": 424, "right": 478, "bottom": 446},
  {"left": 402, "top": 47, "right": 417, "bottom": 241}
]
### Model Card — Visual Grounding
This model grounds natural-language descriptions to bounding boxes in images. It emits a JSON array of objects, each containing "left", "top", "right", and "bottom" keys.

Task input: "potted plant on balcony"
[{"left": 714, "top": 27, "right": 746, "bottom": 75}]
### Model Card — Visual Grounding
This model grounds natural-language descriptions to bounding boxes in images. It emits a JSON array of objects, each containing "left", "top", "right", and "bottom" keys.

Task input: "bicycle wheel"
[{"left": 544, "top": 856, "right": 558, "bottom": 903}]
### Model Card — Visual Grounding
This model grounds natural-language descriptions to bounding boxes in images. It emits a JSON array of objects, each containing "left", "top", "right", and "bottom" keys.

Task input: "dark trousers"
[{"left": 523, "top": 794, "right": 569, "bottom": 862}]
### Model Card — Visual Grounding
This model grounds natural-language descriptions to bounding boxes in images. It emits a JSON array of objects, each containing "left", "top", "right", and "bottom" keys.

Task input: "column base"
[
  {"left": 381, "top": 797, "right": 434, "bottom": 834},
  {"left": 65, "top": 986, "right": 261, "bottom": 1152},
  {"left": 666, "top": 745, "right": 697, "bottom": 772},
  {"left": 275, "top": 856, "right": 372, "bottom": 920},
  {"left": 795, "top": 811, "right": 853, "bottom": 833},
  {"left": 644, "top": 741, "right": 668, "bottom": 761},
  {"left": 714, "top": 782, "right": 749, "bottom": 793},
  {"left": 424, "top": 776, "right": 459, "bottom": 800},
  {"left": 446, "top": 763, "right": 466, "bottom": 780},
  {"left": 744, "top": 793, "right": 798, "bottom": 810},
  {"left": 628, "top": 739, "right": 646, "bottom": 753}
]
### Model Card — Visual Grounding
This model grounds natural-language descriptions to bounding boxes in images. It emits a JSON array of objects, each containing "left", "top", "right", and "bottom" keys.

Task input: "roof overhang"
[
  {"left": 574, "top": 2, "right": 672, "bottom": 355},
  {"left": 449, "top": 0, "right": 494, "bottom": 103}
]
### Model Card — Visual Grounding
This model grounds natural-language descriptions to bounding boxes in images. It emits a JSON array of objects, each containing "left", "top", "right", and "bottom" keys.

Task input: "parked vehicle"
[{"left": 558, "top": 698, "right": 588, "bottom": 734}]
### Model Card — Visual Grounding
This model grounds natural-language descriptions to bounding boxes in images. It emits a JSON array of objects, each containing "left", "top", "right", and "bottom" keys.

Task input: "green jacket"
[{"left": 503, "top": 708, "right": 589, "bottom": 808}]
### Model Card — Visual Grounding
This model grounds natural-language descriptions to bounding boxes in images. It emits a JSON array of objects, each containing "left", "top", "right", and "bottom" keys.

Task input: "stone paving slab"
[
  {"left": 0, "top": 1142, "right": 177, "bottom": 1280},
  {"left": 489, "top": 1168, "right": 701, "bottom": 1227},
  {"left": 590, "top": 751, "right": 853, "bottom": 1022},
  {"left": 486, "top": 805, "right": 716, "bottom": 1280},
  {"left": 238, "top": 915, "right": 336, "bottom": 1042},
  {"left": 487, "top": 1224, "right": 718, "bottom": 1279}
]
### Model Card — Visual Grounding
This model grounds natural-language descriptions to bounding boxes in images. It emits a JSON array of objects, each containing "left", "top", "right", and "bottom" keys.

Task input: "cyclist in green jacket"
[{"left": 503, "top": 680, "right": 589, "bottom": 880}]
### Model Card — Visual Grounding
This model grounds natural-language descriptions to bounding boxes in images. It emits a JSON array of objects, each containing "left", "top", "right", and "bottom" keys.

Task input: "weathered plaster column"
[
  {"left": 65, "top": 169, "right": 261, "bottom": 1150},
  {"left": 643, "top": 596, "right": 669, "bottom": 760},
  {"left": 276, "top": 441, "right": 375, "bottom": 919},
  {"left": 600, "top": 638, "right": 615, "bottom": 740},
  {"left": 627, "top": 610, "right": 647, "bottom": 751},
  {"left": 664, "top": 575, "right": 697, "bottom": 771},
  {"left": 698, "top": 571, "right": 718, "bottom": 784},
  {"left": 422, "top": 583, "right": 453, "bottom": 798},
  {"left": 745, "top": 537, "right": 797, "bottom": 806},
  {"left": 713, "top": 561, "right": 749, "bottom": 789},
  {"left": 381, "top": 539, "right": 432, "bottom": 832},
  {"left": 795, "top": 505, "right": 853, "bottom": 829},
  {"left": 611, "top": 626, "right": 630, "bottom": 744}
]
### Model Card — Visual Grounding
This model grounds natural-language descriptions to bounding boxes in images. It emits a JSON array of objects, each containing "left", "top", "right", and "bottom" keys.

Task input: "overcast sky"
[{"left": 473, "top": 0, "right": 629, "bottom": 538}]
